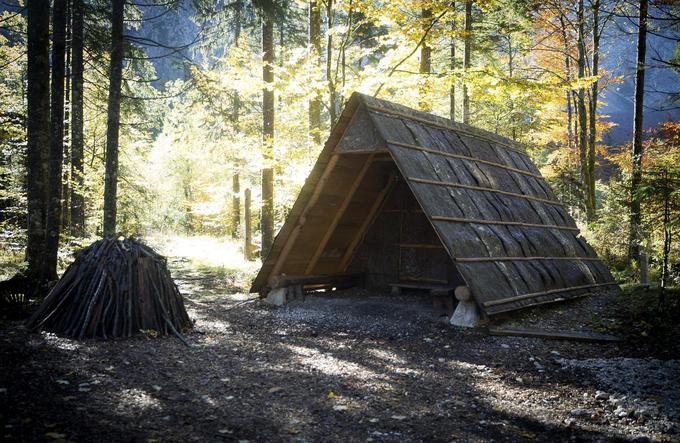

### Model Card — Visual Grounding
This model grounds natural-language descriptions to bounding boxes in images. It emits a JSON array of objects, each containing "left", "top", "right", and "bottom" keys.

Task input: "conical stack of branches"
[{"left": 27, "top": 238, "right": 192, "bottom": 341}]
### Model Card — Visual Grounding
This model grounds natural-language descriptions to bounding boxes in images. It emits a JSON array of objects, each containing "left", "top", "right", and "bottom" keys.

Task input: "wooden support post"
[
  {"left": 305, "top": 154, "right": 374, "bottom": 275},
  {"left": 270, "top": 155, "right": 340, "bottom": 278},
  {"left": 340, "top": 172, "right": 395, "bottom": 271}
]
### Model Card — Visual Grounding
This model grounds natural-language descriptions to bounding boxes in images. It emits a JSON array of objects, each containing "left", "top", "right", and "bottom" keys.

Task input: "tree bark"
[
  {"left": 103, "top": 0, "right": 125, "bottom": 237},
  {"left": 232, "top": 0, "right": 242, "bottom": 125},
  {"left": 309, "top": 0, "right": 322, "bottom": 145},
  {"left": 629, "top": 0, "right": 648, "bottom": 262},
  {"left": 231, "top": 173, "right": 240, "bottom": 238},
  {"left": 26, "top": 0, "right": 51, "bottom": 282},
  {"left": 70, "top": 0, "right": 85, "bottom": 237},
  {"left": 450, "top": 7, "right": 456, "bottom": 121},
  {"left": 419, "top": 8, "right": 432, "bottom": 112},
  {"left": 587, "top": 0, "right": 600, "bottom": 220},
  {"left": 244, "top": 188, "right": 253, "bottom": 260},
  {"left": 261, "top": 16, "right": 275, "bottom": 258},
  {"left": 462, "top": 0, "right": 472, "bottom": 124},
  {"left": 44, "top": 0, "right": 68, "bottom": 282},
  {"left": 62, "top": 0, "right": 72, "bottom": 236},
  {"left": 577, "top": 0, "right": 591, "bottom": 218},
  {"left": 326, "top": 0, "right": 337, "bottom": 126}
]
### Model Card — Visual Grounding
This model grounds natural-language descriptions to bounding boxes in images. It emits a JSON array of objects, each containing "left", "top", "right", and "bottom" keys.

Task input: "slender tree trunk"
[
  {"left": 231, "top": 0, "right": 241, "bottom": 239},
  {"left": 26, "top": 0, "right": 51, "bottom": 283},
  {"left": 326, "top": 0, "right": 337, "bottom": 126},
  {"left": 244, "top": 188, "right": 252, "bottom": 260},
  {"left": 661, "top": 172, "right": 670, "bottom": 290},
  {"left": 577, "top": 0, "right": 590, "bottom": 218},
  {"left": 231, "top": 173, "right": 240, "bottom": 238},
  {"left": 587, "top": 0, "right": 600, "bottom": 220},
  {"left": 232, "top": 0, "right": 242, "bottom": 125},
  {"left": 462, "top": 0, "right": 472, "bottom": 124},
  {"left": 309, "top": 0, "right": 322, "bottom": 145},
  {"left": 419, "top": 8, "right": 432, "bottom": 112},
  {"left": 43, "top": 0, "right": 68, "bottom": 282},
  {"left": 261, "top": 16, "right": 275, "bottom": 258},
  {"left": 70, "top": 0, "right": 85, "bottom": 237},
  {"left": 62, "top": 1, "right": 72, "bottom": 235},
  {"left": 103, "top": 0, "right": 125, "bottom": 237},
  {"left": 629, "top": 0, "right": 648, "bottom": 262},
  {"left": 449, "top": 9, "right": 456, "bottom": 121}
]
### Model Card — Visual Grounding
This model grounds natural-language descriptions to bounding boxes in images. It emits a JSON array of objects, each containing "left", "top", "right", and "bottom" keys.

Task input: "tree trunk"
[
  {"left": 577, "top": 0, "right": 591, "bottom": 219},
  {"left": 462, "top": 0, "right": 472, "bottom": 124},
  {"left": 587, "top": 0, "right": 600, "bottom": 220},
  {"left": 70, "top": 0, "right": 85, "bottom": 237},
  {"left": 309, "top": 0, "right": 322, "bottom": 145},
  {"left": 244, "top": 188, "right": 253, "bottom": 260},
  {"left": 232, "top": 0, "right": 242, "bottom": 126},
  {"left": 629, "top": 0, "right": 648, "bottom": 262},
  {"left": 62, "top": 0, "right": 72, "bottom": 236},
  {"left": 231, "top": 173, "right": 240, "bottom": 238},
  {"left": 103, "top": 0, "right": 125, "bottom": 237},
  {"left": 419, "top": 8, "right": 432, "bottom": 112},
  {"left": 450, "top": 6, "right": 456, "bottom": 121},
  {"left": 326, "top": 0, "right": 337, "bottom": 126},
  {"left": 261, "top": 16, "right": 275, "bottom": 258},
  {"left": 661, "top": 171, "right": 670, "bottom": 290},
  {"left": 43, "top": 0, "right": 68, "bottom": 282},
  {"left": 26, "top": 0, "right": 51, "bottom": 283}
]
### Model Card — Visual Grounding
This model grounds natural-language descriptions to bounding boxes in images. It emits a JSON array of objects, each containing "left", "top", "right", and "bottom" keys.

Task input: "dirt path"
[{"left": 1, "top": 256, "right": 678, "bottom": 442}]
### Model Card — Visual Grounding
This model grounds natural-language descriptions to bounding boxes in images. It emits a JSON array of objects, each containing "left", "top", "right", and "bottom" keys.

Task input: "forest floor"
[{"left": 1, "top": 236, "right": 679, "bottom": 442}]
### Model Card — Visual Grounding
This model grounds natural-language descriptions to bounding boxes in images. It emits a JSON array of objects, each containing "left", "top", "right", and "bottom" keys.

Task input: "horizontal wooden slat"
[
  {"left": 409, "top": 177, "right": 565, "bottom": 207},
  {"left": 386, "top": 140, "right": 542, "bottom": 179},
  {"left": 482, "top": 282, "right": 618, "bottom": 308},
  {"left": 365, "top": 105, "right": 526, "bottom": 154},
  {"left": 455, "top": 256, "right": 601, "bottom": 263},
  {"left": 431, "top": 216, "right": 578, "bottom": 232}
]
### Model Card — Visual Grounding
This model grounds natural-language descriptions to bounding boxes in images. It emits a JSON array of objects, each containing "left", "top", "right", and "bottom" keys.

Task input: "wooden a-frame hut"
[{"left": 250, "top": 92, "right": 617, "bottom": 317}]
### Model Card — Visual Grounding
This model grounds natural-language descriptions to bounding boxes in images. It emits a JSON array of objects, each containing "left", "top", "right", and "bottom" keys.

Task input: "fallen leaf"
[
  {"left": 218, "top": 429, "right": 232, "bottom": 434},
  {"left": 62, "top": 396, "right": 76, "bottom": 401},
  {"left": 268, "top": 386, "right": 284, "bottom": 394},
  {"left": 45, "top": 432, "right": 66, "bottom": 439},
  {"left": 368, "top": 418, "right": 379, "bottom": 423},
  {"left": 327, "top": 391, "right": 337, "bottom": 400},
  {"left": 152, "top": 385, "right": 162, "bottom": 392},
  {"left": 55, "top": 380, "right": 69, "bottom": 385},
  {"left": 333, "top": 405, "right": 349, "bottom": 411},
  {"left": 391, "top": 415, "right": 407, "bottom": 420}
]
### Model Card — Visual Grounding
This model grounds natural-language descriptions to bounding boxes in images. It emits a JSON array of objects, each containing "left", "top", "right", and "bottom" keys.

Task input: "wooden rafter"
[
  {"left": 454, "top": 256, "right": 601, "bottom": 263},
  {"left": 340, "top": 172, "right": 396, "bottom": 271},
  {"left": 386, "top": 140, "right": 542, "bottom": 179},
  {"left": 482, "top": 282, "right": 618, "bottom": 308},
  {"left": 430, "top": 216, "right": 578, "bottom": 232},
  {"left": 270, "top": 154, "right": 340, "bottom": 279},
  {"left": 409, "top": 177, "right": 565, "bottom": 207},
  {"left": 305, "top": 154, "right": 375, "bottom": 275}
]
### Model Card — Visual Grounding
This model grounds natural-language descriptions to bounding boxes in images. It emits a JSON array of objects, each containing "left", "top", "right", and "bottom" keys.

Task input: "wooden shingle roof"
[{"left": 250, "top": 92, "right": 618, "bottom": 315}]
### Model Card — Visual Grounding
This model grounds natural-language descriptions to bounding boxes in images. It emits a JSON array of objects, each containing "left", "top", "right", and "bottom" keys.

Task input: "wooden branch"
[
  {"left": 364, "top": 105, "right": 526, "bottom": 154},
  {"left": 431, "top": 215, "right": 578, "bottom": 232},
  {"left": 340, "top": 172, "right": 396, "bottom": 271},
  {"left": 270, "top": 154, "right": 340, "bottom": 278},
  {"left": 482, "top": 282, "right": 618, "bottom": 308},
  {"left": 386, "top": 140, "right": 542, "bottom": 179},
  {"left": 305, "top": 154, "right": 374, "bottom": 275},
  {"left": 410, "top": 177, "right": 565, "bottom": 207}
]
